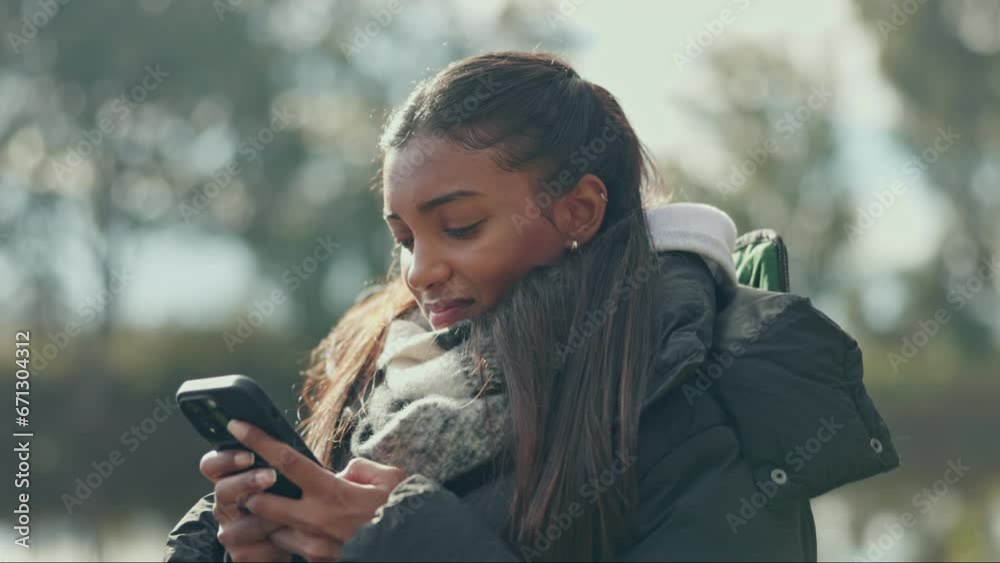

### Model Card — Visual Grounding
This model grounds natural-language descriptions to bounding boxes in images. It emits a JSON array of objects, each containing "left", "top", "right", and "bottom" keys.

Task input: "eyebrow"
[{"left": 383, "top": 189, "right": 484, "bottom": 220}]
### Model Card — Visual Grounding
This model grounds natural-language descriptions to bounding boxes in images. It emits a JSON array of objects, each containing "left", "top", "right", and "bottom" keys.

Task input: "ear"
[{"left": 552, "top": 173, "right": 609, "bottom": 248}]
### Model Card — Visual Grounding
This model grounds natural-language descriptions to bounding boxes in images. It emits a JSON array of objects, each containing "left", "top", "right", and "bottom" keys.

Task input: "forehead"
[{"left": 382, "top": 138, "right": 527, "bottom": 208}]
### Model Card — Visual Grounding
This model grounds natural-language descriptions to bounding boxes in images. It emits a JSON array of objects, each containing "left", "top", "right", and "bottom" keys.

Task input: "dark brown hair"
[{"left": 298, "top": 51, "right": 664, "bottom": 561}]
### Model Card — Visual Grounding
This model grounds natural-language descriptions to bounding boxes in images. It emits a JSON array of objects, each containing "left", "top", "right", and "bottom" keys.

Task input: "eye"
[
  {"left": 445, "top": 219, "right": 486, "bottom": 239},
  {"left": 391, "top": 219, "right": 485, "bottom": 251}
]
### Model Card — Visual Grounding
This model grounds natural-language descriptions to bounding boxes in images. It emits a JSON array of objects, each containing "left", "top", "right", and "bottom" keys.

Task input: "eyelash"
[{"left": 394, "top": 220, "right": 485, "bottom": 251}]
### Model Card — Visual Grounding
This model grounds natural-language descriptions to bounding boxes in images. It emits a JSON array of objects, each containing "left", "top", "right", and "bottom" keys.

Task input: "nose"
[{"left": 404, "top": 240, "right": 451, "bottom": 294}]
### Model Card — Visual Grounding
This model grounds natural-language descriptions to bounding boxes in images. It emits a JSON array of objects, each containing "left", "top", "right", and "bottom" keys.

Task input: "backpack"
[{"left": 733, "top": 228, "right": 790, "bottom": 293}]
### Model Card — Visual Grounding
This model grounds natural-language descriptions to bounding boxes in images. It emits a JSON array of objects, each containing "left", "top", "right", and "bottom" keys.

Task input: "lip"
[{"left": 424, "top": 299, "right": 474, "bottom": 328}]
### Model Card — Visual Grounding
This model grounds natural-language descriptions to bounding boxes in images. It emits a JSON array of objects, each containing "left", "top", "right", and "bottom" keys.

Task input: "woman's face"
[{"left": 382, "top": 137, "right": 571, "bottom": 329}]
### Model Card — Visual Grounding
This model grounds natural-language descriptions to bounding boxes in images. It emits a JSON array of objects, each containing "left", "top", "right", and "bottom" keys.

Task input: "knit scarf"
[{"left": 346, "top": 306, "right": 510, "bottom": 485}]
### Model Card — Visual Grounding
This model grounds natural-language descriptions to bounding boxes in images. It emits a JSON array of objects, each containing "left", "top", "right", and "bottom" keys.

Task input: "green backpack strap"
[{"left": 732, "top": 229, "right": 790, "bottom": 293}]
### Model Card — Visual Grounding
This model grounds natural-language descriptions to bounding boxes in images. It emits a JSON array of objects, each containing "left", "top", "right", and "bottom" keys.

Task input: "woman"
[{"left": 165, "top": 51, "right": 899, "bottom": 562}]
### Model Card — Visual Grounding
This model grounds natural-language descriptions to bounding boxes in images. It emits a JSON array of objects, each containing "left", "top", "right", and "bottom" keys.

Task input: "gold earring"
[{"left": 571, "top": 240, "right": 579, "bottom": 251}]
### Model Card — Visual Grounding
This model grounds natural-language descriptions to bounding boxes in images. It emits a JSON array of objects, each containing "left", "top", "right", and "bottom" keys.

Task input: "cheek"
[
  {"left": 464, "top": 217, "right": 564, "bottom": 308},
  {"left": 504, "top": 213, "right": 566, "bottom": 266}
]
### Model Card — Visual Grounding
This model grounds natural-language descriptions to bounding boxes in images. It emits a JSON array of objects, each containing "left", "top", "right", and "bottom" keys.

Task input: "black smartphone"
[{"left": 176, "top": 374, "right": 320, "bottom": 499}]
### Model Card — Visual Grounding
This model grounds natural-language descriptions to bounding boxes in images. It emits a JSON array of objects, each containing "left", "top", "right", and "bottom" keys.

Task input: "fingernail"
[
  {"left": 234, "top": 451, "right": 254, "bottom": 467},
  {"left": 228, "top": 420, "right": 249, "bottom": 440},
  {"left": 256, "top": 468, "right": 277, "bottom": 487}
]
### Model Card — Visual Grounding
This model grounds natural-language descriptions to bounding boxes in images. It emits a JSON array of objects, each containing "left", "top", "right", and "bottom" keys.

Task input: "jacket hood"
[
  {"left": 641, "top": 202, "right": 738, "bottom": 404},
  {"left": 645, "top": 202, "right": 739, "bottom": 286}
]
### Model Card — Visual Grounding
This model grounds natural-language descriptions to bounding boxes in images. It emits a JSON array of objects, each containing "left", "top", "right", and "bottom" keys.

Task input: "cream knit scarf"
[{"left": 346, "top": 306, "right": 509, "bottom": 484}]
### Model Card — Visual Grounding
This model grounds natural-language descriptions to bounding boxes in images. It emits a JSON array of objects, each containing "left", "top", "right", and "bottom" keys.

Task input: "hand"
[
  {"left": 200, "top": 449, "right": 292, "bottom": 562},
  {"left": 227, "top": 419, "right": 410, "bottom": 562}
]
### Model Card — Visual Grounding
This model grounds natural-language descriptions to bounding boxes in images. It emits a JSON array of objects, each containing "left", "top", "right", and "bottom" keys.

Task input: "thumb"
[{"left": 336, "top": 457, "right": 406, "bottom": 489}]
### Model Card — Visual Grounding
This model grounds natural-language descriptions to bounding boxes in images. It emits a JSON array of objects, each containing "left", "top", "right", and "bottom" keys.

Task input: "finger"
[
  {"left": 244, "top": 492, "right": 322, "bottom": 535},
  {"left": 227, "top": 420, "right": 327, "bottom": 492},
  {"left": 217, "top": 514, "right": 286, "bottom": 547},
  {"left": 227, "top": 540, "right": 290, "bottom": 563},
  {"left": 215, "top": 467, "right": 277, "bottom": 506},
  {"left": 270, "top": 527, "right": 341, "bottom": 562},
  {"left": 201, "top": 449, "right": 255, "bottom": 482},
  {"left": 214, "top": 500, "right": 246, "bottom": 526}
]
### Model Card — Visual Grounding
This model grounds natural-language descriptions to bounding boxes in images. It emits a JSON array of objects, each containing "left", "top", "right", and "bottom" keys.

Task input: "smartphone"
[{"left": 176, "top": 374, "right": 320, "bottom": 499}]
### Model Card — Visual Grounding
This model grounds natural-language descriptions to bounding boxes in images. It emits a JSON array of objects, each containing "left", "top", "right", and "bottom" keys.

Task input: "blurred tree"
[
  {"left": 0, "top": 0, "right": 577, "bottom": 551},
  {"left": 660, "top": 41, "right": 853, "bottom": 302},
  {"left": 852, "top": 0, "right": 999, "bottom": 357},
  {"left": 2, "top": 0, "right": 997, "bottom": 560}
]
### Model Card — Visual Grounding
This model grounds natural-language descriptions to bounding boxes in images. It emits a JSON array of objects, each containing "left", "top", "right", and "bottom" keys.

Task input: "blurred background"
[{"left": 0, "top": 0, "right": 997, "bottom": 560}]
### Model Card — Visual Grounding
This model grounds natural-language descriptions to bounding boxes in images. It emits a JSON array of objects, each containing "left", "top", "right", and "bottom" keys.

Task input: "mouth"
[{"left": 424, "top": 299, "right": 475, "bottom": 328}]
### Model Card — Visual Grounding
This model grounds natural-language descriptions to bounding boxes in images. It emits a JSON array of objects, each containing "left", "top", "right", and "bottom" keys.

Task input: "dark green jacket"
[{"left": 164, "top": 251, "right": 899, "bottom": 562}]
